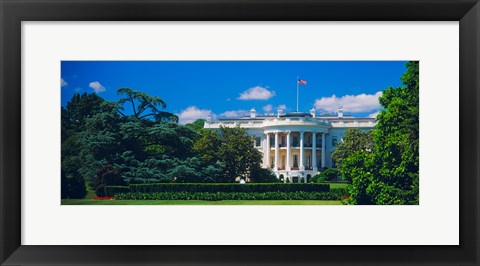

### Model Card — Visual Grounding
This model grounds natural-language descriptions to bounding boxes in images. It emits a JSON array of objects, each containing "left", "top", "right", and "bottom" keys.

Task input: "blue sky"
[{"left": 61, "top": 61, "right": 408, "bottom": 124}]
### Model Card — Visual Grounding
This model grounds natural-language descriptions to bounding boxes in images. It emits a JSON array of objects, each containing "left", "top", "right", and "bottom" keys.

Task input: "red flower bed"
[{"left": 92, "top": 196, "right": 114, "bottom": 200}]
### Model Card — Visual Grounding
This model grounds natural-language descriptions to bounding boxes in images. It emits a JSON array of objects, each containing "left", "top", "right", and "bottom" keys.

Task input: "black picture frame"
[{"left": 1, "top": 0, "right": 479, "bottom": 265}]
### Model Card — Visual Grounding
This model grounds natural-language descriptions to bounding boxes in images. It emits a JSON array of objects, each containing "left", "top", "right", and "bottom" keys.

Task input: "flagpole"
[{"left": 296, "top": 76, "right": 299, "bottom": 112}]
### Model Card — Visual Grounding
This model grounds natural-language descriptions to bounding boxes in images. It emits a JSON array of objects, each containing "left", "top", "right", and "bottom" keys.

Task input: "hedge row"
[
  {"left": 104, "top": 183, "right": 330, "bottom": 196},
  {"left": 114, "top": 191, "right": 339, "bottom": 201},
  {"left": 104, "top": 186, "right": 130, "bottom": 196},
  {"left": 129, "top": 183, "right": 330, "bottom": 193}
]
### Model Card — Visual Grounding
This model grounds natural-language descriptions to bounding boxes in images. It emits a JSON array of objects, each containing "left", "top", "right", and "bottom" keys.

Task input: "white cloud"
[
  {"left": 262, "top": 104, "right": 273, "bottom": 112},
  {"left": 74, "top": 87, "right": 83, "bottom": 92},
  {"left": 219, "top": 110, "right": 247, "bottom": 118},
  {"left": 89, "top": 81, "right": 106, "bottom": 93},
  {"left": 61, "top": 78, "right": 68, "bottom": 87},
  {"left": 276, "top": 104, "right": 287, "bottom": 110},
  {"left": 238, "top": 86, "right": 275, "bottom": 100},
  {"left": 178, "top": 106, "right": 215, "bottom": 124},
  {"left": 368, "top": 111, "right": 380, "bottom": 118},
  {"left": 314, "top": 91, "right": 382, "bottom": 113}
]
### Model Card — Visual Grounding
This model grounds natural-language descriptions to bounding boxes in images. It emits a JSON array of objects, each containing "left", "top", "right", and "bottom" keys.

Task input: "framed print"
[{"left": 1, "top": 0, "right": 479, "bottom": 265}]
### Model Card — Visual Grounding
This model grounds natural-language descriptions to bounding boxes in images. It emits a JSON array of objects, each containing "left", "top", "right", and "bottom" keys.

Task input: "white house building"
[{"left": 204, "top": 107, "right": 376, "bottom": 183}]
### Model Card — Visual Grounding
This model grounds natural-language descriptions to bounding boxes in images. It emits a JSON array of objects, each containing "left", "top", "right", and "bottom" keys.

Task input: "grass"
[
  {"left": 323, "top": 182, "right": 348, "bottom": 189},
  {"left": 68, "top": 184, "right": 347, "bottom": 205},
  {"left": 62, "top": 199, "right": 342, "bottom": 205}
]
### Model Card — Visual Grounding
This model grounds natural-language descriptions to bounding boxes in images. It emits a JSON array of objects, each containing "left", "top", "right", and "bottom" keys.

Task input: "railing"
[{"left": 205, "top": 117, "right": 375, "bottom": 129}]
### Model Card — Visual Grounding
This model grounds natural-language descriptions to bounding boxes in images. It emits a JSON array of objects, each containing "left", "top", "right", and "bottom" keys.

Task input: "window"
[
  {"left": 317, "top": 136, "right": 322, "bottom": 147},
  {"left": 255, "top": 136, "right": 261, "bottom": 147},
  {"left": 305, "top": 135, "right": 312, "bottom": 147},
  {"left": 293, "top": 155, "right": 298, "bottom": 167},
  {"left": 332, "top": 136, "right": 338, "bottom": 146},
  {"left": 292, "top": 136, "right": 299, "bottom": 147}
]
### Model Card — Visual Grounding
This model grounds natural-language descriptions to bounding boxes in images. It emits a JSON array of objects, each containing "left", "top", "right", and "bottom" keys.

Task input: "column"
[
  {"left": 312, "top": 132, "right": 317, "bottom": 172},
  {"left": 274, "top": 131, "right": 279, "bottom": 171},
  {"left": 321, "top": 133, "right": 326, "bottom": 169},
  {"left": 286, "top": 131, "right": 291, "bottom": 171},
  {"left": 260, "top": 134, "right": 265, "bottom": 167},
  {"left": 300, "top": 131, "right": 305, "bottom": 170},
  {"left": 265, "top": 133, "right": 270, "bottom": 168}
]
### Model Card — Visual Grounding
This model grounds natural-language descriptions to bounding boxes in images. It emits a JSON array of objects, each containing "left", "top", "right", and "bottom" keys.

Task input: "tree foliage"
[
  {"left": 341, "top": 61, "right": 419, "bottom": 205},
  {"left": 218, "top": 126, "right": 263, "bottom": 182},
  {"left": 61, "top": 89, "right": 266, "bottom": 198},
  {"left": 332, "top": 128, "right": 373, "bottom": 167},
  {"left": 117, "top": 88, "right": 178, "bottom": 122}
]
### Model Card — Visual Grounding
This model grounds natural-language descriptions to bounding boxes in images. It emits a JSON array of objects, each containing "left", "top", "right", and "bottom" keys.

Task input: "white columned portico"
[
  {"left": 286, "top": 131, "right": 291, "bottom": 171},
  {"left": 321, "top": 133, "right": 326, "bottom": 168},
  {"left": 274, "top": 131, "right": 279, "bottom": 171},
  {"left": 312, "top": 132, "right": 317, "bottom": 172},
  {"left": 300, "top": 131, "right": 305, "bottom": 170},
  {"left": 265, "top": 133, "right": 270, "bottom": 168}
]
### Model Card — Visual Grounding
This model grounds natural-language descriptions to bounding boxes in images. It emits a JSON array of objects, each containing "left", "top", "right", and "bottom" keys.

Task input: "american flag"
[{"left": 298, "top": 79, "right": 307, "bottom": 85}]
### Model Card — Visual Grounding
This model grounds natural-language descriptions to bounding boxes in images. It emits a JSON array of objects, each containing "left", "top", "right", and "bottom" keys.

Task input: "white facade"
[{"left": 205, "top": 107, "right": 376, "bottom": 183}]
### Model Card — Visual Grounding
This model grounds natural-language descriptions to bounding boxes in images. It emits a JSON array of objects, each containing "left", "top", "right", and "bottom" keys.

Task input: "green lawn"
[
  {"left": 324, "top": 182, "right": 348, "bottom": 189},
  {"left": 62, "top": 199, "right": 342, "bottom": 205}
]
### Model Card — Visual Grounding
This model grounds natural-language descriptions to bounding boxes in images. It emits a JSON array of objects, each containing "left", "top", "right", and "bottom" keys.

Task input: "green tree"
[
  {"left": 332, "top": 128, "right": 374, "bottom": 166},
  {"left": 218, "top": 126, "right": 263, "bottom": 182},
  {"left": 193, "top": 129, "right": 221, "bottom": 165},
  {"left": 345, "top": 61, "right": 419, "bottom": 205},
  {"left": 117, "top": 88, "right": 178, "bottom": 122},
  {"left": 61, "top": 93, "right": 108, "bottom": 198},
  {"left": 61, "top": 92, "right": 105, "bottom": 140},
  {"left": 342, "top": 151, "right": 375, "bottom": 204},
  {"left": 186, "top": 119, "right": 206, "bottom": 133}
]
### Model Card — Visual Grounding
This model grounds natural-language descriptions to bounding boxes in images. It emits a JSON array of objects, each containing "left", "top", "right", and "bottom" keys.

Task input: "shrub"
[
  {"left": 323, "top": 168, "right": 340, "bottom": 182},
  {"left": 330, "top": 187, "right": 349, "bottom": 198},
  {"left": 61, "top": 169, "right": 87, "bottom": 199},
  {"left": 94, "top": 165, "right": 126, "bottom": 196},
  {"left": 311, "top": 174, "right": 326, "bottom": 183},
  {"left": 249, "top": 167, "right": 279, "bottom": 183}
]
